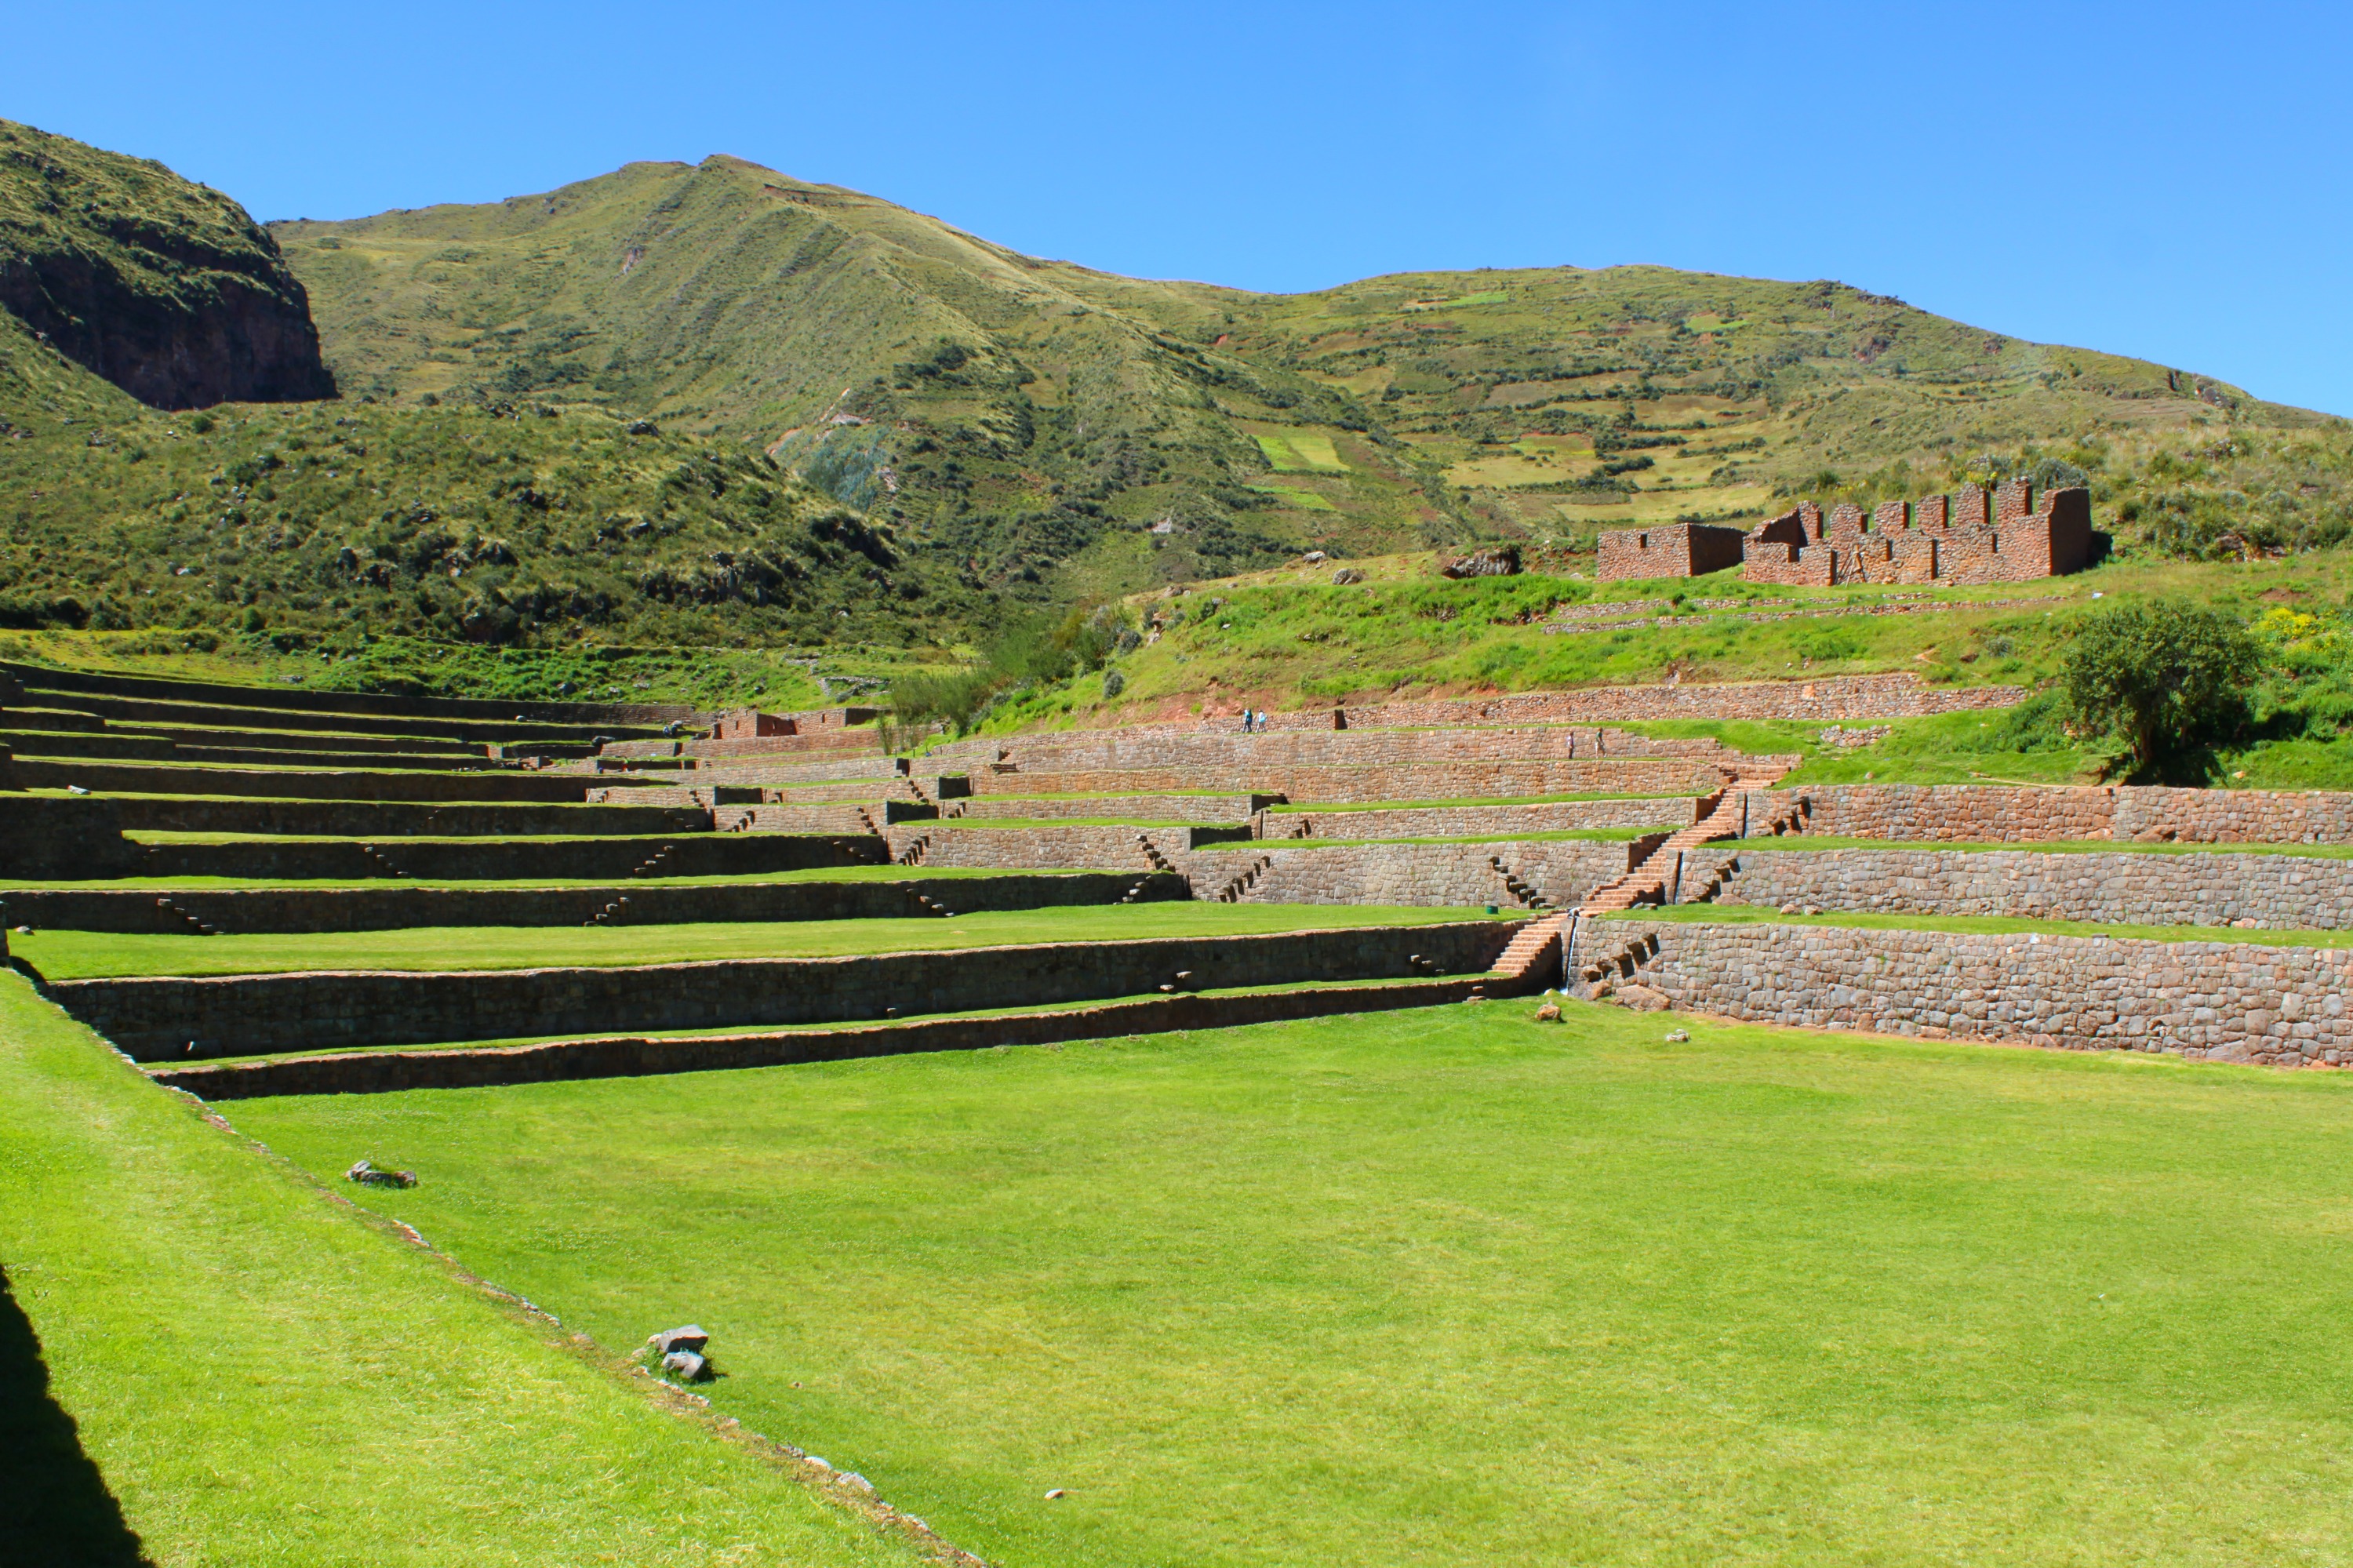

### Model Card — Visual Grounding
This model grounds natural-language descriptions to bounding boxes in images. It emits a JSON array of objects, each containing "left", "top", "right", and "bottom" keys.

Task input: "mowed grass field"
[
  {"left": 0, "top": 973, "right": 924, "bottom": 1568},
  {"left": 10, "top": 903, "right": 1511, "bottom": 980},
  {"left": 236, "top": 1001, "right": 2353, "bottom": 1566}
]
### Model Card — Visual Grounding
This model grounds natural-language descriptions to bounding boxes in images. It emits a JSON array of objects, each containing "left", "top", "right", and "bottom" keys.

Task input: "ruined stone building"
[
  {"left": 1742, "top": 479, "right": 2092, "bottom": 586},
  {"left": 1595, "top": 522, "right": 1746, "bottom": 582},
  {"left": 1595, "top": 481, "right": 2093, "bottom": 585}
]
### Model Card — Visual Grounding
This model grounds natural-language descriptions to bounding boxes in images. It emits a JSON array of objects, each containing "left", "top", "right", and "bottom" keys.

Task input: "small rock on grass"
[
  {"left": 662, "top": 1349, "right": 709, "bottom": 1382},
  {"left": 1044, "top": 1488, "right": 1067, "bottom": 1500},
  {"left": 649, "top": 1324, "right": 709, "bottom": 1356},
  {"left": 344, "top": 1159, "right": 417, "bottom": 1188},
  {"left": 1533, "top": 1002, "right": 1562, "bottom": 1022},
  {"left": 1613, "top": 983, "right": 1671, "bottom": 1013},
  {"left": 1664, "top": 1029, "right": 1690, "bottom": 1042}
]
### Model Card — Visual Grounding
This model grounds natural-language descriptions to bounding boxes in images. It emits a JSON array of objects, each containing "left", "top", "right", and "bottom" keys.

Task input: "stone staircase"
[
  {"left": 1212, "top": 854, "right": 1274, "bottom": 904},
  {"left": 1577, "top": 766, "right": 1795, "bottom": 917}
]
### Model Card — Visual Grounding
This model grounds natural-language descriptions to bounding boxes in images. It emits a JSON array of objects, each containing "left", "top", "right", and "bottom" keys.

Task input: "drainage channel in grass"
[
  {"left": 1604, "top": 903, "right": 2353, "bottom": 948},
  {"left": 15, "top": 904, "right": 1519, "bottom": 980}
]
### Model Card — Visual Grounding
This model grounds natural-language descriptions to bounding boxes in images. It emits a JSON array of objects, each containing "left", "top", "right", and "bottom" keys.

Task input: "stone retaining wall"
[
  {"left": 151, "top": 978, "right": 1499, "bottom": 1099},
  {"left": 1600, "top": 916, "right": 2353, "bottom": 1068},
  {"left": 139, "top": 833, "right": 883, "bottom": 882},
  {"left": 110, "top": 797, "right": 713, "bottom": 839},
  {"left": 58, "top": 922, "right": 1519, "bottom": 1060},
  {"left": 1265, "top": 799, "right": 1694, "bottom": 839},
  {"left": 965, "top": 759, "right": 1728, "bottom": 803},
  {"left": 3, "top": 659, "right": 689, "bottom": 726},
  {"left": 928, "top": 726, "right": 1739, "bottom": 771},
  {"left": 13, "top": 759, "right": 621, "bottom": 803},
  {"left": 1, "top": 871, "right": 1184, "bottom": 935},
  {"left": 882, "top": 826, "right": 1631, "bottom": 908},
  {"left": 1716, "top": 847, "right": 2353, "bottom": 930},
  {"left": 0, "top": 796, "right": 142, "bottom": 878},
  {"left": 1220, "top": 839, "right": 1631, "bottom": 909},
  {"left": 951, "top": 793, "right": 1278, "bottom": 824},
  {"left": 1770, "top": 784, "right": 2353, "bottom": 846}
]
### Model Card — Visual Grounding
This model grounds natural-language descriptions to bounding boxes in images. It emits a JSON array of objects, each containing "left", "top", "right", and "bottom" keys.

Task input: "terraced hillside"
[
  {"left": 16, "top": 657, "right": 2353, "bottom": 1561},
  {"left": 275, "top": 152, "right": 2353, "bottom": 606}
]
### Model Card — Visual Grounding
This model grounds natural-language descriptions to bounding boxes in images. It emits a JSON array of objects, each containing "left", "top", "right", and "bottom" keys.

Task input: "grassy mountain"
[
  {"left": 0, "top": 118, "right": 333, "bottom": 407},
  {"left": 278, "top": 154, "right": 2353, "bottom": 606},
  {"left": 0, "top": 126, "right": 965, "bottom": 664}
]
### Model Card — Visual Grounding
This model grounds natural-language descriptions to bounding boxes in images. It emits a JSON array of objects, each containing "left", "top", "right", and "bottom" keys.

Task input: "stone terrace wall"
[
  {"left": 1716, "top": 847, "right": 2353, "bottom": 930},
  {"left": 966, "top": 759, "right": 1728, "bottom": 804},
  {"left": 1218, "top": 839, "right": 1631, "bottom": 909},
  {"left": 3, "top": 659, "right": 691, "bottom": 726},
  {"left": 12, "top": 759, "right": 619, "bottom": 804},
  {"left": 107, "top": 797, "right": 712, "bottom": 839},
  {"left": 2, "top": 871, "right": 1184, "bottom": 935},
  {"left": 61, "top": 922, "right": 1521, "bottom": 1060},
  {"left": 929, "top": 727, "right": 1735, "bottom": 770},
  {"left": 882, "top": 826, "right": 1632, "bottom": 908},
  {"left": 1769, "top": 784, "right": 2353, "bottom": 846},
  {"left": 1097, "top": 674, "right": 2024, "bottom": 730},
  {"left": 886, "top": 824, "right": 1193, "bottom": 871},
  {"left": 1608, "top": 917, "right": 2353, "bottom": 1068},
  {"left": 0, "top": 795, "right": 141, "bottom": 878},
  {"left": 952, "top": 794, "right": 1276, "bottom": 824},
  {"left": 1266, "top": 799, "right": 1696, "bottom": 839},
  {"left": 140, "top": 833, "right": 883, "bottom": 883}
]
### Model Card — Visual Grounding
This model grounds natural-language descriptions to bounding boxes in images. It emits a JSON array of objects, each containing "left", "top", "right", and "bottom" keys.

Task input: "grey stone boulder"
[
  {"left": 344, "top": 1159, "right": 417, "bottom": 1188},
  {"left": 661, "top": 1349, "right": 709, "bottom": 1382},
  {"left": 648, "top": 1324, "right": 709, "bottom": 1356}
]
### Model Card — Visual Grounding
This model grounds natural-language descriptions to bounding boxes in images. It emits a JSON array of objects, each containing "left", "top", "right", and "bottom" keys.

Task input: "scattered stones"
[
  {"left": 646, "top": 1324, "right": 714, "bottom": 1383},
  {"left": 1441, "top": 546, "right": 1521, "bottom": 579},
  {"left": 344, "top": 1159, "right": 417, "bottom": 1188}
]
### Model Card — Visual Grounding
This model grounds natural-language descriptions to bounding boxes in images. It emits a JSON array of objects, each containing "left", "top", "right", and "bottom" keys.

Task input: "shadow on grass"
[{"left": 0, "top": 1263, "right": 151, "bottom": 1567}]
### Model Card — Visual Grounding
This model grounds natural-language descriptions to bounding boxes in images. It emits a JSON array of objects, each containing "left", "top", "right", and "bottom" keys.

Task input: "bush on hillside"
[{"left": 2063, "top": 600, "right": 2261, "bottom": 769}]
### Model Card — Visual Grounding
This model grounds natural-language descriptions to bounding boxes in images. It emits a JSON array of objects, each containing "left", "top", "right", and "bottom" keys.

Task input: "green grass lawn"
[
  {"left": 0, "top": 972, "right": 926, "bottom": 1567},
  {"left": 13, "top": 903, "right": 1511, "bottom": 980},
  {"left": 1614, "top": 903, "right": 2353, "bottom": 948},
  {"left": 1252, "top": 431, "right": 1347, "bottom": 472},
  {"left": 231, "top": 999, "right": 2353, "bottom": 1566}
]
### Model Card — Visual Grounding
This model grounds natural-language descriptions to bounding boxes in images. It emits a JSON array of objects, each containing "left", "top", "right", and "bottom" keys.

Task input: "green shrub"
[{"left": 2063, "top": 600, "right": 2260, "bottom": 766}]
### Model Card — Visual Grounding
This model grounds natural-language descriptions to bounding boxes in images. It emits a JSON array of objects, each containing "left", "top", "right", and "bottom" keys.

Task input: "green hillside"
[{"left": 278, "top": 153, "right": 2353, "bottom": 609}]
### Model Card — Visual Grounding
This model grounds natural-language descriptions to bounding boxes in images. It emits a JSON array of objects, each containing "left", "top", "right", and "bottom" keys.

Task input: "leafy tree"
[{"left": 2063, "top": 600, "right": 2260, "bottom": 767}]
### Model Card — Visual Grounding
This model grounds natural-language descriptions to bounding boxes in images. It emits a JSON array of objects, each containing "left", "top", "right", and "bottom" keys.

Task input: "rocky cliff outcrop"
[{"left": 0, "top": 119, "right": 334, "bottom": 409}]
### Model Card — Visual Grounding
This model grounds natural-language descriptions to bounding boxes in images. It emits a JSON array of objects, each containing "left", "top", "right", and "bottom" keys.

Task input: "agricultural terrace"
[{"left": 8, "top": 638, "right": 2353, "bottom": 1563}]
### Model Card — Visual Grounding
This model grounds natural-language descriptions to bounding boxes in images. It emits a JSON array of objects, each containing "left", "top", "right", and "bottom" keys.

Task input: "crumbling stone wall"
[
  {"left": 140, "top": 833, "right": 883, "bottom": 882},
  {"left": 60, "top": 922, "right": 1521, "bottom": 1060},
  {"left": 1607, "top": 917, "right": 2353, "bottom": 1068},
  {"left": 11, "top": 759, "right": 629, "bottom": 803},
  {"left": 104, "top": 796, "right": 712, "bottom": 839},
  {"left": 1715, "top": 846, "right": 2353, "bottom": 930}
]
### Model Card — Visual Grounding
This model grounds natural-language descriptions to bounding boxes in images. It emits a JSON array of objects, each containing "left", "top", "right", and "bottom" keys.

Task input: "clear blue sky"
[{"left": 8, "top": 2, "right": 2348, "bottom": 413}]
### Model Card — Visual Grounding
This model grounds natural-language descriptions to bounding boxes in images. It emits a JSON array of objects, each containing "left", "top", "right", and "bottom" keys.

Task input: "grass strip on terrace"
[
  {"left": 229, "top": 999, "right": 2353, "bottom": 1566},
  {"left": 1739, "top": 835, "right": 2353, "bottom": 860},
  {"left": 0, "top": 972, "right": 933, "bottom": 1566},
  {"left": 13, "top": 904, "right": 1515, "bottom": 980},
  {"left": 1605, "top": 904, "right": 2353, "bottom": 948}
]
